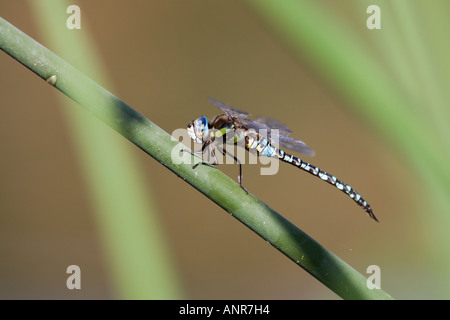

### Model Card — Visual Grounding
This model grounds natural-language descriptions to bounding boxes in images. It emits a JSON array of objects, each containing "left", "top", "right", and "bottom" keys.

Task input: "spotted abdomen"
[{"left": 275, "top": 149, "right": 377, "bottom": 221}]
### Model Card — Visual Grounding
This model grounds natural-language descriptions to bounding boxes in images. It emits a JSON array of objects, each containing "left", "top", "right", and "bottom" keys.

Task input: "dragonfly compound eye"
[{"left": 187, "top": 116, "right": 209, "bottom": 143}]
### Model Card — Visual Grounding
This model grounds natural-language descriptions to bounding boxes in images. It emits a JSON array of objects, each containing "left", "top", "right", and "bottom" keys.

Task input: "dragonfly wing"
[
  {"left": 206, "top": 97, "right": 314, "bottom": 156},
  {"left": 276, "top": 135, "right": 315, "bottom": 156},
  {"left": 207, "top": 97, "right": 250, "bottom": 119},
  {"left": 243, "top": 119, "right": 313, "bottom": 155},
  {"left": 251, "top": 116, "right": 292, "bottom": 136},
  {"left": 239, "top": 119, "right": 286, "bottom": 137}
]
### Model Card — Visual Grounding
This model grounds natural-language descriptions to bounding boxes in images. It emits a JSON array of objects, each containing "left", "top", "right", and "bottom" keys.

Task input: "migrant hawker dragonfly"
[{"left": 186, "top": 98, "right": 377, "bottom": 222}]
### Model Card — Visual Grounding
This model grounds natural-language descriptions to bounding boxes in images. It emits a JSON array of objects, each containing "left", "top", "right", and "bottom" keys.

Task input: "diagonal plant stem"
[{"left": 0, "top": 16, "right": 392, "bottom": 300}]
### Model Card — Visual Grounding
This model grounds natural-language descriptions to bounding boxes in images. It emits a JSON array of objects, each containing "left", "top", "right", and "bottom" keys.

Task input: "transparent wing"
[
  {"left": 208, "top": 97, "right": 250, "bottom": 119},
  {"left": 276, "top": 135, "right": 315, "bottom": 156},
  {"left": 242, "top": 118, "right": 314, "bottom": 156},
  {"left": 207, "top": 98, "right": 314, "bottom": 156},
  {"left": 248, "top": 116, "right": 292, "bottom": 136}
]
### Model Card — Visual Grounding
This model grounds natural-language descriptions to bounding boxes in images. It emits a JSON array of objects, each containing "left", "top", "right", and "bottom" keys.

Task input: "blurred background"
[{"left": 0, "top": 0, "right": 449, "bottom": 299}]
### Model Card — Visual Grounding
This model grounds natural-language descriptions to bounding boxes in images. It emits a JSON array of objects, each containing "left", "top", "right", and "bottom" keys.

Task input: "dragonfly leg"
[
  {"left": 187, "top": 141, "right": 220, "bottom": 169},
  {"left": 181, "top": 141, "right": 216, "bottom": 168},
  {"left": 216, "top": 145, "right": 248, "bottom": 194},
  {"left": 193, "top": 144, "right": 219, "bottom": 168},
  {"left": 210, "top": 144, "right": 219, "bottom": 165},
  {"left": 180, "top": 140, "right": 209, "bottom": 156}
]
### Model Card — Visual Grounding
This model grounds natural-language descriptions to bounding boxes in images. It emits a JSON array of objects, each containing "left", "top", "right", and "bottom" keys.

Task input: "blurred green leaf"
[{"left": 29, "top": 1, "right": 182, "bottom": 299}]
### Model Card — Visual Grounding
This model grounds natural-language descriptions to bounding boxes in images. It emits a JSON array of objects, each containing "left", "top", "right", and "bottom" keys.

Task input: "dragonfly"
[{"left": 186, "top": 97, "right": 377, "bottom": 222}]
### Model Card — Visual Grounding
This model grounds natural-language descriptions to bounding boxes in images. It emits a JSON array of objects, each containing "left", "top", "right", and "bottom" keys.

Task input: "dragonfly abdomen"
[{"left": 275, "top": 149, "right": 378, "bottom": 222}]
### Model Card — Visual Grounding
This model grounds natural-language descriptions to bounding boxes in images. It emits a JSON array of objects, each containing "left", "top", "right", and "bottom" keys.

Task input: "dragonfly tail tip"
[{"left": 367, "top": 208, "right": 379, "bottom": 222}]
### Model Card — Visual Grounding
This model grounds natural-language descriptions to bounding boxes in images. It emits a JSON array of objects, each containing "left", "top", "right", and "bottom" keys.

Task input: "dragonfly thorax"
[{"left": 187, "top": 116, "right": 209, "bottom": 143}]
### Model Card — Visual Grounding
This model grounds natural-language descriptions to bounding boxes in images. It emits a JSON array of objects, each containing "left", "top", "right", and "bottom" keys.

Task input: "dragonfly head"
[{"left": 187, "top": 116, "right": 209, "bottom": 143}]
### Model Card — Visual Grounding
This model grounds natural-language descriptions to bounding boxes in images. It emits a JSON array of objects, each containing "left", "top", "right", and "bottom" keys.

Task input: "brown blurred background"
[{"left": 0, "top": 1, "right": 427, "bottom": 299}]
